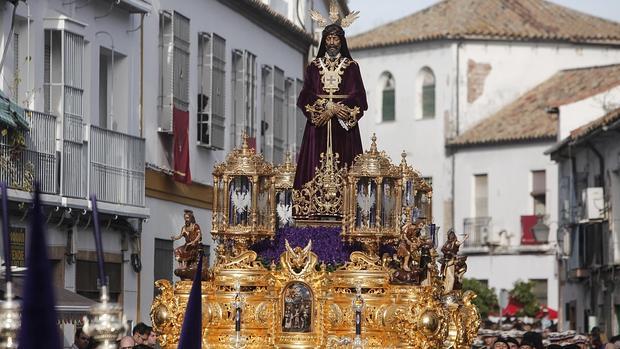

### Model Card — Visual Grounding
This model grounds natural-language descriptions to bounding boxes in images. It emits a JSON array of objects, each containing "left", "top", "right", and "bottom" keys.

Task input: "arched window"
[
  {"left": 381, "top": 72, "right": 395, "bottom": 122},
  {"left": 417, "top": 67, "right": 435, "bottom": 119}
]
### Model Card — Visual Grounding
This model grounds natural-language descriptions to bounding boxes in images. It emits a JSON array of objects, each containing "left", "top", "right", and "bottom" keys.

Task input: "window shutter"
[
  {"left": 285, "top": 77, "right": 295, "bottom": 155},
  {"left": 244, "top": 52, "right": 257, "bottom": 140},
  {"left": 211, "top": 34, "right": 226, "bottom": 149},
  {"left": 231, "top": 49, "right": 244, "bottom": 147},
  {"left": 62, "top": 31, "right": 86, "bottom": 199},
  {"left": 158, "top": 11, "right": 190, "bottom": 133},
  {"left": 261, "top": 65, "right": 273, "bottom": 158},
  {"left": 273, "top": 67, "right": 285, "bottom": 164},
  {"left": 474, "top": 174, "right": 488, "bottom": 217},
  {"left": 382, "top": 88, "right": 395, "bottom": 121},
  {"left": 172, "top": 12, "right": 190, "bottom": 112},
  {"left": 532, "top": 170, "right": 546, "bottom": 195},
  {"left": 197, "top": 32, "right": 211, "bottom": 146}
]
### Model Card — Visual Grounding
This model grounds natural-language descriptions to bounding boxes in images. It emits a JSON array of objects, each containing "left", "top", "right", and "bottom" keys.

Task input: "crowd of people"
[
  {"left": 70, "top": 322, "right": 159, "bottom": 349},
  {"left": 475, "top": 327, "right": 620, "bottom": 349}
]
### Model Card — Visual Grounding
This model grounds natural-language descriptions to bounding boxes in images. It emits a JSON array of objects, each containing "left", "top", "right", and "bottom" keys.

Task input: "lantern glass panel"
[
  {"left": 402, "top": 179, "right": 415, "bottom": 208},
  {"left": 216, "top": 178, "right": 225, "bottom": 225},
  {"left": 381, "top": 179, "right": 397, "bottom": 229},
  {"left": 257, "top": 176, "right": 271, "bottom": 227},
  {"left": 276, "top": 190, "right": 293, "bottom": 228},
  {"left": 355, "top": 177, "right": 377, "bottom": 229},
  {"left": 229, "top": 176, "right": 252, "bottom": 226}
]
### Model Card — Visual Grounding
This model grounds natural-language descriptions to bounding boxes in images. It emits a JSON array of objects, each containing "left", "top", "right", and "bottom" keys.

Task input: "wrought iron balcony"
[
  {"left": 0, "top": 110, "right": 58, "bottom": 194},
  {"left": 0, "top": 110, "right": 145, "bottom": 208},
  {"left": 462, "top": 217, "right": 492, "bottom": 248},
  {"left": 89, "top": 126, "right": 145, "bottom": 207}
]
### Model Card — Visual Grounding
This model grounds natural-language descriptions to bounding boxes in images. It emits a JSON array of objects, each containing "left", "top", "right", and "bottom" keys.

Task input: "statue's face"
[
  {"left": 325, "top": 34, "right": 341, "bottom": 57},
  {"left": 184, "top": 213, "right": 191, "bottom": 224}
]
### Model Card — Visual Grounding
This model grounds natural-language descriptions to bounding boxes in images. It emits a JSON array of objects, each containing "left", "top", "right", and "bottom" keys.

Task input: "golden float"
[{"left": 150, "top": 135, "right": 480, "bottom": 348}]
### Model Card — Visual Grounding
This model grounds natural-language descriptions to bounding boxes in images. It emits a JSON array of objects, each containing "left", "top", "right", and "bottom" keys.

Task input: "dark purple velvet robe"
[{"left": 294, "top": 59, "right": 368, "bottom": 189}]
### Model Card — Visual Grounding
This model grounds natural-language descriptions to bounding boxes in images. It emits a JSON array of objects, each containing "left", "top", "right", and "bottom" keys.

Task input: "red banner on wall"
[{"left": 173, "top": 107, "right": 191, "bottom": 183}]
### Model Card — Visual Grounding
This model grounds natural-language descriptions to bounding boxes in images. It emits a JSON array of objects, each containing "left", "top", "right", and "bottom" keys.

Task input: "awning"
[
  {"left": 0, "top": 90, "right": 29, "bottom": 130},
  {"left": 0, "top": 277, "right": 96, "bottom": 324}
]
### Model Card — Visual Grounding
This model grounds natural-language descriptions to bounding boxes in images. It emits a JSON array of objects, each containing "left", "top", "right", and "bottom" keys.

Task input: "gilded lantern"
[
  {"left": 342, "top": 134, "right": 402, "bottom": 254},
  {"left": 212, "top": 134, "right": 276, "bottom": 251}
]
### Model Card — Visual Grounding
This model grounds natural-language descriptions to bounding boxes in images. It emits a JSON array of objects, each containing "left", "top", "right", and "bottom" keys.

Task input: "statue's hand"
[{"left": 317, "top": 110, "right": 333, "bottom": 126}]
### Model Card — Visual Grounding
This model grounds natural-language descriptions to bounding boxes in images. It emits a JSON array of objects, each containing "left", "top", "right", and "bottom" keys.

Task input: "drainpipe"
[
  {"left": 139, "top": 13, "right": 144, "bottom": 137},
  {"left": 450, "top": 40, "right": 462, "bottom": 232},
  {"left": 137, "top": 12, "right": 145, "bottom": 323}
]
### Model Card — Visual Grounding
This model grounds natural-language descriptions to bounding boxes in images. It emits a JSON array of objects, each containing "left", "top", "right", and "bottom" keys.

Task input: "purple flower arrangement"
[{"left": 252, "top": 226, "right": 362, "bottom": 267}]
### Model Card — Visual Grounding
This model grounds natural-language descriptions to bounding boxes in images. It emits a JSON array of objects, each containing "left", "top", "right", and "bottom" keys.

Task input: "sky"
[{"left": 346, "top": 0, "right": 620, "bottom": 35}]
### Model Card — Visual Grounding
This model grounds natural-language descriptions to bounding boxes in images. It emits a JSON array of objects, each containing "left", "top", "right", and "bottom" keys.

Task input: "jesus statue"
[{"left": 294, "top": 4, "right": 367, "bottom": 189}]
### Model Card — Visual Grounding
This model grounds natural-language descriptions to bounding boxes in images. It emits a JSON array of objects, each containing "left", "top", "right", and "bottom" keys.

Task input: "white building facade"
[
  {"left": 0, "top": 0, "right": 346, "bottom": 345},
  {"left": 348, "top": 0, "right": 620, "bottom": 318},
  {"left": 0, "top": 0, "right": 150, "bottom": 346}
]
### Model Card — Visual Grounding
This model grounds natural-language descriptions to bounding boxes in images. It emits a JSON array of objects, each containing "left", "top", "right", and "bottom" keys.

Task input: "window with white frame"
[
  {"left": 381, "top": 72, "right": 395, "bottom": 122},
  {"left": 474, "top": 174, "right": 488, "bottom": 217},
  {"left": 197, "top": 32, "right": 226, "bottom": 149},
  {"left": 158, "top": 10, "right": 190, "bottom": 133},
  {"left": 231, "top": 50, "right": 257, "bottom": 148}
]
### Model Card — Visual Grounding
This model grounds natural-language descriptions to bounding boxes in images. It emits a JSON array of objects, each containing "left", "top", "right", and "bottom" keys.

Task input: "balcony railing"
[
  {"left": 0, "top": 110, "right": 146, "bottom": 208},
  {"left": 90, "top": 126, "right": 145, "bottom": 207},
  {"left": 463, "top": 217, "right": 492, "bottom": 248},
  {"left": 0, "top": 111, "right": 57, "bottom": 194}
]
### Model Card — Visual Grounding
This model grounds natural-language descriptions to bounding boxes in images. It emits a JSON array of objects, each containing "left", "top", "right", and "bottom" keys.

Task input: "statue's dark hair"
[{"left": 316, "top": 24, "right": 352, "bottom": 59}]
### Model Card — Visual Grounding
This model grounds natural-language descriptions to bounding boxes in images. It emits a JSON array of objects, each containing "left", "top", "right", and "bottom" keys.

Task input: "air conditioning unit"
[
  {"left": 482, "top": 226, "right": 500, "bottom": 246},
  {"left": 582, "top": 187, "right": 605, "bottom": 221}
]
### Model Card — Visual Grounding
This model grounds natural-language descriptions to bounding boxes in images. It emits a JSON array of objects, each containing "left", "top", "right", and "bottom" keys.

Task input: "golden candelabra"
[
  {"left": 151, "top": 134, "right": 480, "bottom": 349},
  {"left": 0, "top": 281, "right": 20, "bottom": 349},
  {"left": 82, "top": 285, "right": 127, "bottom": 349}
]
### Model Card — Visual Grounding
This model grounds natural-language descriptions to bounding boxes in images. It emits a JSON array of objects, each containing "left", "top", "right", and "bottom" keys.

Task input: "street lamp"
[{"left": 532, "top": 216, "right": 550, "bottom": 244}]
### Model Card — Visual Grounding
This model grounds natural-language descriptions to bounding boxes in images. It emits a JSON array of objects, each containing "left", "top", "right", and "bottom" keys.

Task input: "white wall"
[
  {"left": 558, "top": 86, "right": 620, "bottom": 140},
  {"left": 354, "top": 41, "right": 456, "bottom": 235},
  {"left": 0, "top": 0, "right": 142, "bottom": 135},
  {"left": 353, "top": 40, "right": 620, "bottom": 238},
  {"left": 142, "top": 0, "right": 307, "bottom": 186},
  {"left": 459, "top": 41, "right": 620, "bottom": 133},
  {"left": 454, "top": 143, "right": 559, "bottom": 245}
]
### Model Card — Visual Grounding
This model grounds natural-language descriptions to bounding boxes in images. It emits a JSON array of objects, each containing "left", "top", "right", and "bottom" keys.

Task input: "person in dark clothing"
[{"left": 522, "top": 331, "right": 544, "bottom": 349}]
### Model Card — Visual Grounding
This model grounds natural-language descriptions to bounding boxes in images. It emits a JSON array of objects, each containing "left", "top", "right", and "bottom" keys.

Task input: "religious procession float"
[
  {"left": 149, "top": 134, "right": 480, "bottom": 349},
  {"left": 150, "top": 2, "right": 481, "bottom": 348}
]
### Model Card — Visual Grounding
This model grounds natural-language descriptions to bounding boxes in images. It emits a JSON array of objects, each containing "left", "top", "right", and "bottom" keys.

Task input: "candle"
[
  {"left": 90, "top": 195, "right": 106, "bottom": 287},
  {"left": 430, "top": 224, "right": 437, "bottom": 248},
  {"left": 1, "top": 183, "right": 11, "bottom": 282},
  {"left": 235, "top": 307, "right": 241, "bottom": 332}
]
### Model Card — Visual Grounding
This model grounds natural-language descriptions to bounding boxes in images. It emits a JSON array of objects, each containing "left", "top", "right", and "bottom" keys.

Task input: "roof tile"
[
  {"left": 349, "top": 0, "right": 620, "bottom": 50},
  {"left": 449, "top": 64, "right": 620, "bottom": 146}
]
